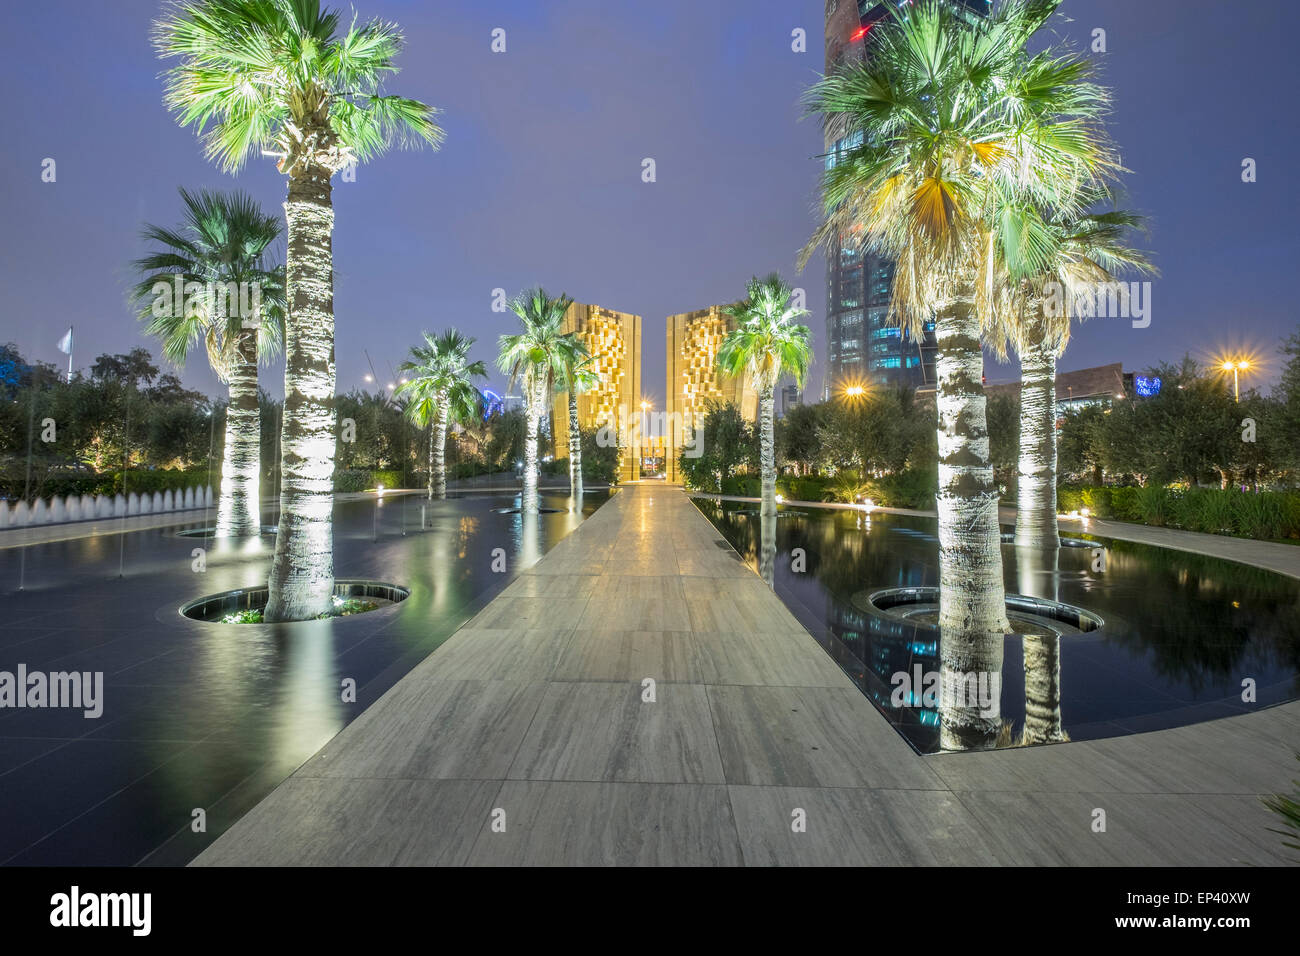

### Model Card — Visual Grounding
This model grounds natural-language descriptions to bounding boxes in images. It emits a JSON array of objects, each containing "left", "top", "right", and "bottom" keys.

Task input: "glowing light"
[
  {"left": 363, "top": 374, "right": 373, "bottom": 382},
  {"left": 775, "top": 494, "right": 784, "bottom": 503},
  {"left": 376, "top": 483, "right": 384, "bottom": 497}
]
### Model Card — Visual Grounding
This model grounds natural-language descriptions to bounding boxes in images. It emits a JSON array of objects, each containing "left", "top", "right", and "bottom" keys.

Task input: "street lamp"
[{"left": 1220, "top": 359, "right": 1250, "bottom": 402}]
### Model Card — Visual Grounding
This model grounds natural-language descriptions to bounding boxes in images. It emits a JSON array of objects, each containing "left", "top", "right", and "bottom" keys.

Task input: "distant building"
[
  {"left": 975, "top": 362, "right": 1132, "bottom": 415},
  {"left": 779, "top": 383, "right": 801, "bottom": 417},
  {"left": 550, "top": 302, "right": 643, "bottom": 482},
  {"left": 664, "top": 305, "right": 758, "bottom": 483},
  {"left": 821, "top": 1, "right": 989, "bottom": 397}
]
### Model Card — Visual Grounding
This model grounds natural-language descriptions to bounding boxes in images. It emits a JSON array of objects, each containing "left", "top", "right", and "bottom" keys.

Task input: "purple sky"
[{"left": 2, "top": 0, "right": 1297, "bottom": 406}]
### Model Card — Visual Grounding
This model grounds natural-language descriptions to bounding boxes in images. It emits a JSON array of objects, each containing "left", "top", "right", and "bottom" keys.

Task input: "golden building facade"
[
  {"left": 551, "top": 302, "right": 642, "bottom": 482},
  {"left": 664, "top": 305, "right": 758, "bottom": 483}
]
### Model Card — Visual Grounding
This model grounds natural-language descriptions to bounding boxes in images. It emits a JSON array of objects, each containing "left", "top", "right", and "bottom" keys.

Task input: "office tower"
[{"left": 822, "top": 1, "right": 989, "bottom": 395}]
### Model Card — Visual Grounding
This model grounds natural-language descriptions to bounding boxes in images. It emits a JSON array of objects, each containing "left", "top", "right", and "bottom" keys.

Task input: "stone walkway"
[{"left": 194, "top": 484, "right": 1299, "bottom": 866}]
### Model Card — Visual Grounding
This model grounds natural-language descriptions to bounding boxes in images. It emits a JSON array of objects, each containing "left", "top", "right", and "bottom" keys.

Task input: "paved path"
[
  {"left": 697, "top": 492, "right": 1300, "bottom": 580},
  {"left": 195, "top": 484, "right": 1299, "bottom": 866}
]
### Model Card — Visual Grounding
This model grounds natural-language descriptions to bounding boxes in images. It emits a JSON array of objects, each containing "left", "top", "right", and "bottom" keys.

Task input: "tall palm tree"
[
  {"left": 717, "top": 274, "right": 812, "bottom": 518},
  {"left": 131, "top": 187, "right": 284, "bottom": 537},
  {"left": 497, "top": 289, "right": 578, "bottom": 514},
  {"left": 802, "top": 2, "right": 1116, "bottom": 746},
  {"left": 395, "top": 330, "right": 487, "bottom": 500},
  {"left": 995, "top": 200, "right": 1153, "bottom": 549},
  {"left": 154, "top": 0, "right": 443, "bottom": 621},
  {"left": 559, "top": 350, "right": 599, "bottom": 500}
]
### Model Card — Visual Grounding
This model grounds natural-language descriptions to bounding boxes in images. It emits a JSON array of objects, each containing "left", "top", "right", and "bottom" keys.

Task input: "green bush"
[
  {"left": 778, "top": 476, "right": 827, "bottom": 502},
  {"left": 0, "top": 467, "right": 211, "bottom": 501},
  {"left": 1054, "top": 483, "right": 1300, "bottom": 540},
  {"left": 721, "top": 475, "right": 761, "bottom": 497},
  {"left": 866, "top": 467, "right": 937, "bottom": 509}
]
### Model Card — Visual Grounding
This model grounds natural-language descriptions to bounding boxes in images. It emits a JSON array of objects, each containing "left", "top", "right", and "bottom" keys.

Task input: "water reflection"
[
  {"left": 0, "top": 489, "right": 608, "bottom": 865},
  {"left": 697, "top": 500, "right": 1300, "bottom": 754}
]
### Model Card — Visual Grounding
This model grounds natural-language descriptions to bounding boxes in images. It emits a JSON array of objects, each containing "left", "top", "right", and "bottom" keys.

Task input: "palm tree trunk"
[
  {"left": 934, "top": 284, "right": 1009, "bottom": 750},
  {"left": 568, "top": 391, "right": 583, "bottom": 498},
  {"left": 522, "top": 380, "right": 542, "bottom": 514},
  {"left": 264, "top": 164, "right": 336, "bottom": 623},
  {"left": 426, "top": 423, "right": 434, "bottom": 499},
  {"left": 759, "top": 386, "right": 777, "bottom": 517},
  {"left": 1014, "top": 333, "right": 1060, "bottom": 549},
  {"left": 1016, "top": 546, "right": 1065, "bottom": 744},
  {"left": 215, "top": 335, "right": 261, "bottom": 537},
  {"left": 433, "top": 403, "right": 448, "bottom": 499}
]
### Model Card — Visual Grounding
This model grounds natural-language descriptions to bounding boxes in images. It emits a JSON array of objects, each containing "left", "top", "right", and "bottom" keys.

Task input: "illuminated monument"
[
  {"left": 664, "top": 305, "right": 757, "bottom": 483},
  {"left": 551, "top": 301, "right": 642, "bottom": 482}
]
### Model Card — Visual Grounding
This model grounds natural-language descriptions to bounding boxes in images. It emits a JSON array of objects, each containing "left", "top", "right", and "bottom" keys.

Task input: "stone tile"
[
  {"left": 508, "top": 681, "right": 724, "bottom": 784},
  {"left": 467, "top": 781, "right": 743, "bottom": 866},
  {"left": 706, "top": 684, "right": 942, "bottom": 789},
  {"left": 421, "top": 628, "right": 575, "bottom": 681},
  {"left": 728, "top": 786, "right": 1001, "bottom": 866},
  {"left": 298, "top": 680, "right": 545, "bottom": 781},
  {"left": 470, "top": 595, "right": 589, "bottom": 629},
  {"left": 552, "top": 629, "right": 707, "bottom": 683},
  {"left": 192, "top": 777, "right": 500, "bottom": 866},
  {"left": 696, "top": 630, "right": 853, "bottom": 687}
]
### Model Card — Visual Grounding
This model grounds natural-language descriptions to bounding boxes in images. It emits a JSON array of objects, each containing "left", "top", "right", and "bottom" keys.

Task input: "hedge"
[
  {"left": 0, "top": 467, "right": 212, "bottom": 501},
  {"left": 335, "top": 468, "right": 403, "bottom": 492},
  {"left": 1058, "top": 484, "right": 1300, "bottom": 540}
]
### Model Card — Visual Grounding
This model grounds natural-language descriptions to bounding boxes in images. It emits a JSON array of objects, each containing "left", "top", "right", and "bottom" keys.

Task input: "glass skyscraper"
[{"left": 821, "top": 1, "right": 989, "bottom": 396}]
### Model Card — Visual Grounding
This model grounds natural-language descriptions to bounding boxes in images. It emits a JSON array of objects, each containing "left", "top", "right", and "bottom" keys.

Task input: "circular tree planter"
[
  {"left": 175, "top": 525, "right": 278, "bottom": 539},
  {"left": 491, "top": 507, "right": 566, "bottom": 515},
  {"left": 730, "top": 508, "right": 811, "bottom": 518},
  {"left": 180, "top": 580, "right": 409, "bottom": 624},
  {"left": 855, "top": 586, "right": 1103, "bottom": 636}
]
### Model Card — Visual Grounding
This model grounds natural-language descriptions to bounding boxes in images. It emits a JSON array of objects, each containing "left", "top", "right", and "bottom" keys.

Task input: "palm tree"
[
  {"left": 717, "top": 274, "right": 813, "bottom": 518},
  {"left": 559, "top": 350, "right": 599, "bottom": 500},
  {"left": 801, "top": 1, "right": 1117, "bottom": 737},
  {"left": 131, "top": 187, "right": 284, "bottom": 537},
  {"left": 497, "top": 289, "right": 578, "bottom": 514},
  {"left": 395, "top": 330, "right": 487, "bottom": 500},
  {"left": 154, "top": 0, "right": 443, "bottom": 621},
  {"left": 996, "top": 200, "right": 1153, "bottom": 549}
]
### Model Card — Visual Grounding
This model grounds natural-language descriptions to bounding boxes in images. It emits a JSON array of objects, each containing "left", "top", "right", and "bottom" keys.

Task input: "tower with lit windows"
[{"left": 821, "top": 1, "right": 989, "bottom": 395}]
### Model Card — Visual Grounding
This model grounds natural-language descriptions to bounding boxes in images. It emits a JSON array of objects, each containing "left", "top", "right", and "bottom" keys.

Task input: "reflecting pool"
[
  {"left": 0, "top": 489, "right": 607, "bottom": 865},
  {"left": 695, "top": 499, "right": 1300, "bottom": 755}
]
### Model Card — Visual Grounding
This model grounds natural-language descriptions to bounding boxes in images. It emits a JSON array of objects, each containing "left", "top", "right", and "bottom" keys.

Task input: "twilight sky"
[{"left": 1, "top": 0, "right": 1297, "bottom": 407}]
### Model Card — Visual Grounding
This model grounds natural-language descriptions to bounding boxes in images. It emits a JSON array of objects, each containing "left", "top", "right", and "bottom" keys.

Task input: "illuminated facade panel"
[
  {"left": 550, "top": 302, "right": 642, "bottom": 482},
  {"left": 664, "top": 305, "right": 757, "bottom": 483}
]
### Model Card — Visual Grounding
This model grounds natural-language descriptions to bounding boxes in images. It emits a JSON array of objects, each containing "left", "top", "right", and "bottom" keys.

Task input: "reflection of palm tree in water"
[
  {"left": 759, "top": 512, "right": 776, "bottom": 588},
  {"left": 1017, "top": 545, "right": 1068, "bottom": 744}
]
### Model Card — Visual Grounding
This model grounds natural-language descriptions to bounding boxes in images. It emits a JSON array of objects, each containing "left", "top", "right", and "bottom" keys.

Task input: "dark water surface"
[
  {"left": 695, "top": 499, "right": 1300, "bottom": 755},
  {"left": 0, "top": 490, "right": 607, "bottom": 865}
]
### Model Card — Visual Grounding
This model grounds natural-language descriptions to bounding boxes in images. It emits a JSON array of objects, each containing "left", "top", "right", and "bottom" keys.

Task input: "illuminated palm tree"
[
  {"left": 395, "top": 330, "right": 487, "bottom": 500},
  {"left": 717, "top": 274, "right": 813, "bottom": 518},
  {"left": 996, "top": 200, "right": 1153, "bottom": 549},
  {"left": 802, "top": 0, "right": 1118, "bottom": 749},
  {"left": 559, "top": 350, "right": 599, "bottom": 499},
  {"left": 131, "top": 187, "right": 284, "bottom": 537},
  {"left": 154, "top": 0, "right": 443, "bottom": 621},
  {"left": 497, "top": 289, "right": 577, "bottom": 514}
]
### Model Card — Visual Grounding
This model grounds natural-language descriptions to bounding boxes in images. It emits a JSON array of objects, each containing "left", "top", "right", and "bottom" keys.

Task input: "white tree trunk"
[
  {"left": 215, "top": 335, "right": 261, "bottom": 537},
  {"left": 265, "top": 164, "right": 336, "bottom": 623},
  {"left": 1015, "top": 335, "right": 1060, "bottom": 549},
  {"left": 934, "top": 285, "right": 1009, "bottom": 750},
  {"left": 1016, "top": 545, "right": 1065, "bottom": 743},
  {"left": 759, "top": 386, "right": 777, "bottom": 517},
  {"left": 426, "top": 423, "right": 434, "bottom": 499},
  {"left": 522, "top": 379, "right": 543, "bottom": 514},
  {"left": 433, "top": 402, "right": 448, "bottom": 500},
  {"left": 568, "top": 391, "right": 583, "bottom": 498}
]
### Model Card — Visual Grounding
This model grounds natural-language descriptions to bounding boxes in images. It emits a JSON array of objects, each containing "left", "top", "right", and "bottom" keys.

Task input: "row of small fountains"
[{"left": 1, "top": 487, "right": 215, "bottom": 528}]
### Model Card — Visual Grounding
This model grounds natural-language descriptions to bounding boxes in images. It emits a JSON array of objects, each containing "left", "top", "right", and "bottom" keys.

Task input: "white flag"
[{"left": 56, "top": 327, "right": 73, "bottom": 354}]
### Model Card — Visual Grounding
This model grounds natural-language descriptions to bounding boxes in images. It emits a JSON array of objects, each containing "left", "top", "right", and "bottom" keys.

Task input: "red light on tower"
[{"left": 850, "top": 25, "right": 870, "bottom": 41}]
